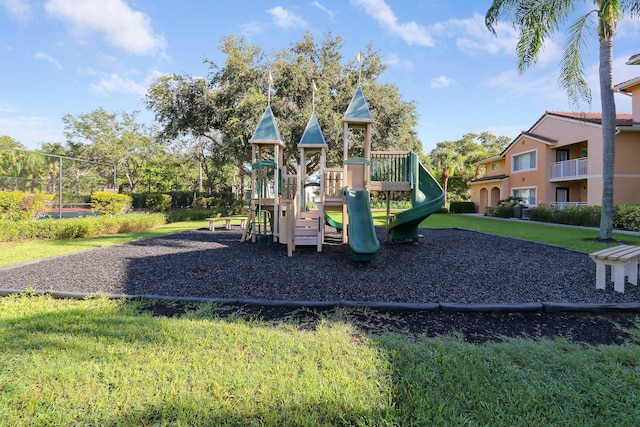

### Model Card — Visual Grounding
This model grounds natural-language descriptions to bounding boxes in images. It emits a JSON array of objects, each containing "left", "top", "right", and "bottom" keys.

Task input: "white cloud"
[
  {"left": 351, "top": 0, "right": 434, "bottom": 47},
  {"left": 384, "top": 53, "right": 413, "bottom": 69},
  {"left": 485, "top": 69, "right": 565, "bottom": 104},
  {"left": 267, "top": 6, "right": 306, "bottom": 29},
  {"left": 310, "top": 1, "right": 335, "bottom": 20},
  {"left": 432, "top": 13, "right": 560, "bottom": 66},
  {"left": 0, "top": 101, "right": 18, "bottom": 113},
  {"left": 89, "top": 73, "right": 147, "bottom": 97},
  {"left": 430, "top": 75, "right": 454, "bottom": 88},
  {"left": 617, "top": 16, "right": 640, "bottom": 40},
  {"left": 0, "top": 115, "right": 64, "bottom": 147},
  {"left": 34, "top": 52, "right": 62, "bottom": 69},
  {"left": 240, "top": 21, "right": 265, "bottom": 37},
  {"left": 0, "top": 0, "right": 31, "bottom": 22},
  {"left": 44, "top": 0, "right": 166, "bottom": 55}
]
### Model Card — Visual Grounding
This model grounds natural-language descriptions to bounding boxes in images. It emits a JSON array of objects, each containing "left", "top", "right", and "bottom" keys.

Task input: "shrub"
[
  {"left": 91, "top": 192, "right": 132, "bottom": 215},
  {"left": 0, "top": 191, "right": 53, "bottom": 220},
  {"left": 528, "top": 205, "right": 555, "bottom": 223},
  {"left": 528, "top": 204, "right": 600, "bottom": 227},
  {"left": 0, "top": 213, "right": 166, "bottom": 243},
  {"left": 449, "top": 201, "right": 476, "bottom": 214},
  {"left": 145, "top": 193, "right": 172, "bottom": 213},
  {"left": 614, "top": 205, "right": 640, "bottom": 232},
  {"left": 192, "top": 197, "right": 209, "bottom": 209},
  {"left": 494, "top": 205, "right": 515, "bottom": 218}
]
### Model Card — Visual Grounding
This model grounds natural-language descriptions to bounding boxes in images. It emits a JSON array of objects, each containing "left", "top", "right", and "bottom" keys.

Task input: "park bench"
[
  {"left": 588, "top": 245, "right": 640, "bottom": 293},
  {"left": 206, "top": 217, "right": 247, "bottom": 231}
]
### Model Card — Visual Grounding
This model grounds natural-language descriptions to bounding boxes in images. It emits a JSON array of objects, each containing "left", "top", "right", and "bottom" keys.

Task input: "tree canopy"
[{"left": 145, "top": 32, "right": 422, "bottom": 172}]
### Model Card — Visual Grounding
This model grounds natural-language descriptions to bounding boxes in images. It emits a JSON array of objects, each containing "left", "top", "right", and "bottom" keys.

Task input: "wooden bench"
[
  {"left": 588, "top": 245, "right": 640, "bottom": 293},
  {"left": 206, "top": 217, "right": 247, "bottom": 231}
]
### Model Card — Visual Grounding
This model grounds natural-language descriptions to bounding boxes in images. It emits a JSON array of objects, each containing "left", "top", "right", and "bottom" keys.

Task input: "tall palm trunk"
[{"left": 598, "top": 33, "right": 616, "bottom": 240}]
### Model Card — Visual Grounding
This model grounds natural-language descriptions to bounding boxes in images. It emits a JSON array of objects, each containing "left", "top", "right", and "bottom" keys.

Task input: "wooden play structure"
[{"left": 241, "top": 80, "right": 445, "bottom": 261}]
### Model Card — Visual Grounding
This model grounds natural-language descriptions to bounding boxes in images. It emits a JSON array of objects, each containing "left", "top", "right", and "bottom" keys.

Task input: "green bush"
[
  {"left": 145, "top": 193, "right": 172, "bottom": 213},
  {"left": 0, "top": 191, "right": 53, "bottom": 220},
  {"left": 0, "top": 213, "right": 166, "bottom": 243},
  {"left": 91, "top": 192, "right": 132, "bottom": 215},
  {"left": 449, "top": 201, "right": 476, "bottom": 214},
  {"left": 614, "top": 205, "right": 640, "bottom": 232},
  {"left": 494, "top": 205, "right": 515, "bottom": 218},
  {"left": 528, "top": 205, "right": 555, "bottom": 223},
  {"left": 192, "top": 197, "right": 209, "bottom": 209},
  {"left": 529, "top": 205, "right": 600, "bottom": 227}
]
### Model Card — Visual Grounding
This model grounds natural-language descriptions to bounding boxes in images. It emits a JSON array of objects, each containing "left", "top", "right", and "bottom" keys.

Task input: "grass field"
[
  {"left": 2, "top": 213, "right": 640, "bottom": 425},
  {"left": 2, "top": 294, "right": 640, "bottom": 426}
]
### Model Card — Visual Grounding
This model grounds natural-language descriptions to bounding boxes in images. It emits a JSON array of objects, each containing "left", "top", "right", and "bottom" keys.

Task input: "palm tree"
[
  {"left": 486, "top": 0, "right": 640, "bottom": 241},
  {"left": 429, "top": 141, "right": 464, "bottom": 207}
]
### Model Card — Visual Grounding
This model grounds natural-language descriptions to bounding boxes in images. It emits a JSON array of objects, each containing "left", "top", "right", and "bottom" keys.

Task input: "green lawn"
[
  {"left": 1, "top": 294, "right": 639, "bottom": 426},
  {"left": 2, "top": 214, "right": 640, "bottom": 425},
  {"left": 0, "top": 221, "right": 205, "bottom": 268}
]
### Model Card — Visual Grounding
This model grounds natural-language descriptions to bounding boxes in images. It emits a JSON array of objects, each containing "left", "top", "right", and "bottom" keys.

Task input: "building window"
[
  {"left": 491, "top": 162, "right": 500, "bottom": 172},
  {"left": 513, "top": 187, "right": 536, "bottom": 206},
  {"left": 512, "top": 150, "right": 537, "bottom": 172}
]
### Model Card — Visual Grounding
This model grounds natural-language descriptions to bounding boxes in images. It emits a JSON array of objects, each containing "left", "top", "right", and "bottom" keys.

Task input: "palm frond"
[
  {"left": 560, "top": 12, "right": 596, "bottom": 106},
  {"left": 621, "top": 0, "right": 640, "bottom": 17}
]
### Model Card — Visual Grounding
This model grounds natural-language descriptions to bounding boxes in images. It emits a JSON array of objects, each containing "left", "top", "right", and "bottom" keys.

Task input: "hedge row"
[
  {"left": 0, "top": 191, "right": 54, "bottom": 220},
  {"left": 520, "top": 204, "right": 640, "bottom": 232},
  {"left": 128, "top": 190, "right": 236, "bottom": 210},
  {"left": 0, "top": 213, "right": 166, "bottom": 243}
]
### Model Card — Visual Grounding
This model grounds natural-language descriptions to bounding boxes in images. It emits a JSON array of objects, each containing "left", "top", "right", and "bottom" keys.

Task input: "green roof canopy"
[
  {"left": 250, "top": 106, "right": 284, "bottom": 146},
  {"left": 343, "top": 86, "right": 373, "bottom": 123},
  {"left": 298, "top": 112, "right": 327, "bottom": 148}
]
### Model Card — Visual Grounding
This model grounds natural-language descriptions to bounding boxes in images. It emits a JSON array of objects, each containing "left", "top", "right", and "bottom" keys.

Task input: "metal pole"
[{"left": 58, "top": 156, "right": 63, "bottom": 219}]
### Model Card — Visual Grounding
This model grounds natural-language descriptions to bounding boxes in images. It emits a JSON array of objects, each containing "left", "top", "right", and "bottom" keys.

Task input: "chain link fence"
[{"left": 0, "top": 146, "right": 116, "bottom": 218}]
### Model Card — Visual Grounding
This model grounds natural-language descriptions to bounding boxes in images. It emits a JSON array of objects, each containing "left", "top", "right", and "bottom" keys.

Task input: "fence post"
[{"left": 58, "top": 156, "right": 63, "bottom": 219}]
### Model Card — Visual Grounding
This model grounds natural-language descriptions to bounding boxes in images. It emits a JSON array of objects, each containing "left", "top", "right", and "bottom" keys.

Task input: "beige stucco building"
[{"left": 470, "top": 57, "right": 640, "bottom": 213}]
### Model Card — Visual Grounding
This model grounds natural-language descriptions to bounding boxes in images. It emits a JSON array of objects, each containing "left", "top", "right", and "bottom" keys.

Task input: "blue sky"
[{"left": 1, "top": 0, "right": 640, "bottom": 154}]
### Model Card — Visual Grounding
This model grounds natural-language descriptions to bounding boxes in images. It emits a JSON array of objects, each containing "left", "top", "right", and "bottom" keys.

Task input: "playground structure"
[{"left": 242, "top": 83, "right": 445, "bottom": 261}]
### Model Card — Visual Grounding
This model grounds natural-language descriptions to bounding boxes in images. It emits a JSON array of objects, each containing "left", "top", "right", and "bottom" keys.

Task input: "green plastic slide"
[
  {"left": 345, "top": 189, "right": 380, "bottom": 261},
  {"left": 388, "top": 153, "right": 445, "bottom": 241},
  {"left": 324, "top": 212, "right": 342, "bottom": 231}
]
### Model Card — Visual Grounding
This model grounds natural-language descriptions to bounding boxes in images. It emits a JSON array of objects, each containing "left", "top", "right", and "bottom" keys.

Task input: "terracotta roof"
[
  {"left": 615, "top": 76, "right": 640, "bottom": 92},
  {"left": 545, "top": 111, "right": 636, "bottom": 127},
  {"left": 470, "top": 174, "right": 508, "bottom": 183},
  {"left": 521, "top": 131, "right": 557, "bottom": 143},
  {"left": 627, "top": 53, "right": 640, "bottom": 65}
]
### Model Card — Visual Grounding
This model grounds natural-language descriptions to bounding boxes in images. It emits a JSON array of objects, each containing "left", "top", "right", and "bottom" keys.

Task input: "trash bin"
[
  {"left": 514, "top": 206, "right": 524, "bottom": 219},
  {"left": 521, "top": 208, "right": 531, "bottom": 220}
]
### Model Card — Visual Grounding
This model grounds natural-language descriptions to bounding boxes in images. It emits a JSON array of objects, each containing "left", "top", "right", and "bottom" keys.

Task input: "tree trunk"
[{"left": 598, "top": 35, "right": 616, "bottom": 241}]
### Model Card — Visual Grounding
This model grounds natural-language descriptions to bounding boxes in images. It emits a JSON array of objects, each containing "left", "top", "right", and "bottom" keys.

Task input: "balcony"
[
  {"left": 551, "top": 202, "right": 588, "bottom": 209},
  {"left": 551, "top": 157, "right": 588, "bottom": 179}
]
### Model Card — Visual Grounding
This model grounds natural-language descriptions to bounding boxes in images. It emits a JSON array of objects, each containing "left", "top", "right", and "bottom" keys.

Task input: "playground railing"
[
  {"left": 370, "top": 151, "right": 411, "bottom": 182},
  {"left": 282, "top": 174, "right": 297, "bottom": 200},
  {"left": 324, "top": 168, "right": 343, "bottom": 197}
]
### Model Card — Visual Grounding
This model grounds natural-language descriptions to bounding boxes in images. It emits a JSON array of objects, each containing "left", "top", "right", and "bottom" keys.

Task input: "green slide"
[
  {"left": 324, "top": 212, "right": 342, "bottom": 232},
  {"left": 345, "top": 189, "right": 380, "bottom": 261},
  {"left": 388, "top": 153, "right": 445, "bottom": 241}
]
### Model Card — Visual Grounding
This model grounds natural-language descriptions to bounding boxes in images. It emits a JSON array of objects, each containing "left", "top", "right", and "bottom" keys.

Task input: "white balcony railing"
[
  {"left": 551, "top": 157, "right": 588, "bottom": 179},
  {"left": 551, "top": 202, "right": 588, "bottom": 209}
]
